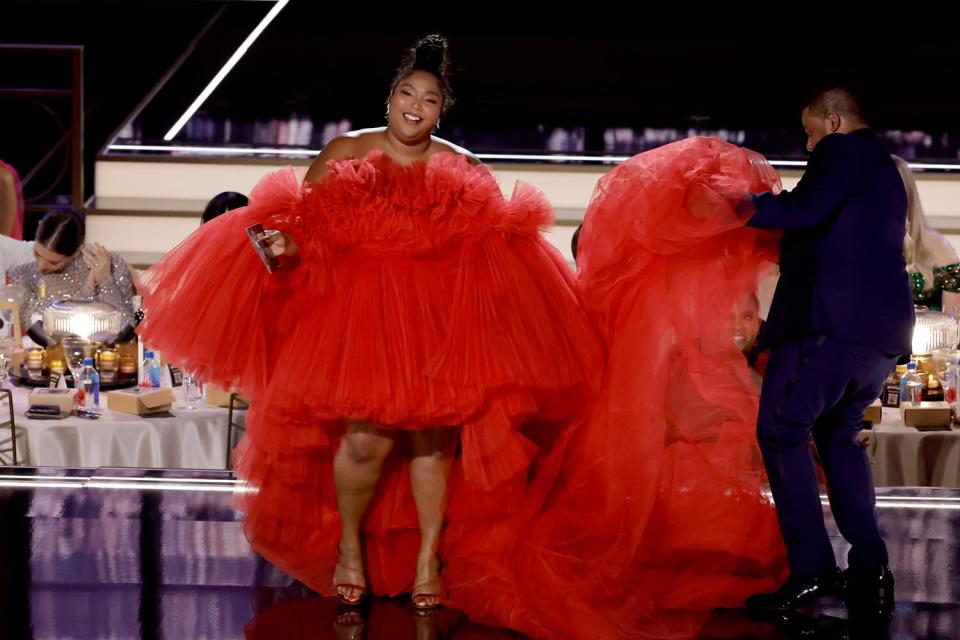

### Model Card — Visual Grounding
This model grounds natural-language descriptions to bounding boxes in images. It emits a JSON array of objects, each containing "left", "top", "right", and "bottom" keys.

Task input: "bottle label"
[{"left": 882, "top": 382, "right": 900, "bottom": 408}]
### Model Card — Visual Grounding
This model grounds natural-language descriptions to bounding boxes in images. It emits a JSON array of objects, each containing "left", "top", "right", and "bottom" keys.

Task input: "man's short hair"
[{"left": 804, "top": 86, "right": 867, "bottom": 124}]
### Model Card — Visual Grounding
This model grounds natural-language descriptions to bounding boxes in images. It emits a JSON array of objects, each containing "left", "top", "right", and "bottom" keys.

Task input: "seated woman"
[
  {"left": 733, "top": 289, "right": 768, "bottom": 391},
  {"left": 201, "top": 191, "right": 248, "bottom": 224},
  {"left": 900, "top": 156, "right": 960, "bottom": 314},
  {"left": 9, "top": 208, "right": 136, "bottom": 328}
]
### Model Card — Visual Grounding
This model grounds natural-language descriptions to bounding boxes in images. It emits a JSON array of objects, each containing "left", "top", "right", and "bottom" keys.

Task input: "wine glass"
[{"left": 61, "top": 335, "right": 88, "bottom": 388}]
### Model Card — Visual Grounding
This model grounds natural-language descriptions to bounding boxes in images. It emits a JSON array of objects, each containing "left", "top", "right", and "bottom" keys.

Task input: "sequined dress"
[{"left": 9, "top": 250, "right": 137, "bottom": 328}]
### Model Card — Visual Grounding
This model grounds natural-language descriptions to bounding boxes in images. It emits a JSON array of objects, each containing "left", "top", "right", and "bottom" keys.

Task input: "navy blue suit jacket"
[{"left": 748, "top": 129, "right": 914, "bottom": 355}]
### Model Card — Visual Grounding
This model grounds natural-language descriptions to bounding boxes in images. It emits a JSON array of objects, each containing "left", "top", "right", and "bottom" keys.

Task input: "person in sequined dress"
[{"left": 8, "top": 208, "right": 136, "bottom": 328}]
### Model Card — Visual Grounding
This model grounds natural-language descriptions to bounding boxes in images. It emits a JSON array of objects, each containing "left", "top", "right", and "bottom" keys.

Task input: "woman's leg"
[
  {"left": 333, "top": 420, "right": 396, "bottom": 602},
  {"left": 407, "top": 427, "right": 455, "bottom": 607}
]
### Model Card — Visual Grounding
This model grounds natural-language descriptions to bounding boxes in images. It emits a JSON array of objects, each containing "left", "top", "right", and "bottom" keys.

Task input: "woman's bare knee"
[{"left": 341, "top": 422, "right": 394, "bottom": 464}]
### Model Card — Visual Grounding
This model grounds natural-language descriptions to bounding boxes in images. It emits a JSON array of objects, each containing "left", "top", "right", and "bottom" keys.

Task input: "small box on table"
[{"left": 107, "top": 388, "right": 175, "bottom": 416}]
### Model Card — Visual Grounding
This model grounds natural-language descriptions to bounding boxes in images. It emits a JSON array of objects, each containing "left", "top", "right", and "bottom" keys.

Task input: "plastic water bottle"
[
  {"left": 900, "top": 362, "right": 923, "bottom": 407},
  {"left": 140, "top": 351, "right": 162, "bottom": 389},
  {"left": 150, "top": 356, "right": 162, "bottom": 388},
  {"left": 80, "top": 357, "right": 100, "bottom": 410},
  {"left": 139, "top": 350, "right": 152, "bottom": 388},
  {"left": 898, "top": 363, "right": 911, "bottom": 403}
]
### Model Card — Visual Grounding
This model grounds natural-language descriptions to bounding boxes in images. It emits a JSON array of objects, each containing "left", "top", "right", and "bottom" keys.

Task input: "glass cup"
[{"left": 183, "top": 373, "right": 202, "bottom": 410}]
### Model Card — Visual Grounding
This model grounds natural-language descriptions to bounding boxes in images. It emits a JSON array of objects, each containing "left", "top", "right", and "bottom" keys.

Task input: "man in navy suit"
[{"left": 741, "top": 87, "right": 913, "bottom": 619}]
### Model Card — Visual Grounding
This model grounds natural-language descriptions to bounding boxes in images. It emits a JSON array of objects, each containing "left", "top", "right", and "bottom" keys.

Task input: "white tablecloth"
[
  {"left": 868, "top": 407, "right": 960, "bottom": 488},
  {"left": 0, "top": 384, "right": 243, "bottom": 469}
]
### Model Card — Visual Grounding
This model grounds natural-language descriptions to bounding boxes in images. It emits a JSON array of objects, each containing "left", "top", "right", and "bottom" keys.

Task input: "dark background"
[{"left": 2, "top": 1, "right": 958, "bottom": 211}]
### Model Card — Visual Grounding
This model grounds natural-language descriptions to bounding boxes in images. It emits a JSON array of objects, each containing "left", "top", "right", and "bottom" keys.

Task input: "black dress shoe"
[
  {"left": 746, "top": 569, "right": 845, "bottom": 613},
  {"left": 843, "top": 565, "right": 895, "bottom": 620}
]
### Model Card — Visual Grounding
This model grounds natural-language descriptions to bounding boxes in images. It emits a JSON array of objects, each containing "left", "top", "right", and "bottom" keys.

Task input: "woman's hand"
[
  {"left": 264, "top": 230, "right": 299, "bottom": 257},
  {"left": 82, "top": 243, "right": 112, "bottom": 291}
]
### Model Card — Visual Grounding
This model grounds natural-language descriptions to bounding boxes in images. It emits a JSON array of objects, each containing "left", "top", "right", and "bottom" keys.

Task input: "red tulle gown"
[
  {"left": 442, "top": 138, "right": 790, "bottom": 639},
  {"left": 137, "top": 150, "right": 604, "bottom": 599},
  {"left": 0, "top": 160, "right": 25, "bottom": 239}
]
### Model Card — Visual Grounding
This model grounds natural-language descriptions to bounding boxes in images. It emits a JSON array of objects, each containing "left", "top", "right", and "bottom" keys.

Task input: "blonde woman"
[{"left": 899, "top": 156, "right": 960, "bottom": 315}]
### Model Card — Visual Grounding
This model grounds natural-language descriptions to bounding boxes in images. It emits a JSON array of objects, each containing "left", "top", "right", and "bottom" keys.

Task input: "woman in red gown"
[{"left": 137, "top": 35, "right": 603, "bottom": 612}]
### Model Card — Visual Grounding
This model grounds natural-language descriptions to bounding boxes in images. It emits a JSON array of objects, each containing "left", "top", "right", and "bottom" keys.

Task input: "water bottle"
[
  {"left": 80, "top": 357, "right": 99, "bottom": 410},
  {"left": 899, "top": 362, "right": 913, "bottom": 405},
  {"left": 139, "top": 350, "right": 152, "bottom": 388},
  {"left": 900, "top": 362, "right": 923, "bottom": 408},
  {"left": 150, "top": 356, "right": 162, "bottom": 388},
  {"left": 140, "top": 351, "right": 162, "bottom": 389}
]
